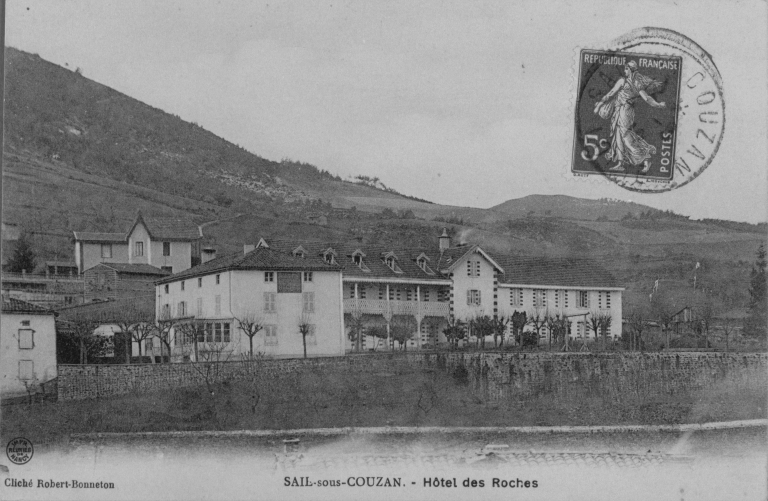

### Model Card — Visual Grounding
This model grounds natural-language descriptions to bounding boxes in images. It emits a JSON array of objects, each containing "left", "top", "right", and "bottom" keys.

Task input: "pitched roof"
[
  {"left": 157, "top": 247, "right": 342, "bottom": 283},
  {"left": 56, "top": 296, "right": 156, "bottom": 323},
  {"left": 72, "top": 231, "right": 126, "bottom": 243},
  {"left": 87, "top": 263, "right": 171, "bottom": 276},
  {"left": 75, "top": 214, "right": 201, "bottom": 244},
  {"left": 436, "top": 245, "right": 504, "bottom": 274},
  {"left": 496, "top": 256, "right": 621, "bottom": 288},
  {"left": 141, "top": 216, "right": 201, "bottom": 241},
  {"left": 262, "top": 239, "right": 451, "bottom": 282},
  {"left": 1, "top": 296, "right": 55, "bottom": 315}
]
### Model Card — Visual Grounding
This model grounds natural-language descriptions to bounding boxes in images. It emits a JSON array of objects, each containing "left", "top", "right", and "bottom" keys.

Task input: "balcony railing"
[{"left": 344, "top": 299, "right": 449, "bottom": 318}]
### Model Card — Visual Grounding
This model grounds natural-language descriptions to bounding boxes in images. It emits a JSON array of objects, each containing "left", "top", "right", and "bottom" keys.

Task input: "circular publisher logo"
[{"left": 6, "top": 437, "right": 34, "bottom": 465}]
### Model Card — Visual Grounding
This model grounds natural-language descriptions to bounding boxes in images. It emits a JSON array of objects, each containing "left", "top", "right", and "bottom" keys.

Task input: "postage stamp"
[{"left": 571, "top": 28, "right": 725, "bottom": 192}]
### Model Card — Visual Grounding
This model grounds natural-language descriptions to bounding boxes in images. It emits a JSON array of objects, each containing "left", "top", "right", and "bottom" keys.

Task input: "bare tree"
[
  {"left": 491, "top": 315, "right": 509, "bottom": 348},
  {"left": 155, "top": 310, "right": 177, "bottom": 363},
  {"left": 697, "top": 299, "right": 715, "bottom": 349},
  {"left": 112, "top": 305, "right": 155, "bottom": 364},
  {"left": 626, "top": 308, "right": 647, "bottom": 351},
  {"left": 345, "top": 309, "right": 365, "bottom": 352},
  {"left": 176, "top": 319, "right": 208, "bottom": 361},
  {"left": 59, "top": 314, "right": 106, "bottom": 364},
  {"left": 298, "top": 312, "right": 313, "bottom": 359},
  {"left": 234, "top": 312, "right": 264, "bottom": 359},
  {"left": 390, "top": 315, "right": 417, "bottom": 351},
  {"left": 442, "top": 317, "right": 466, "bottom": 350},
  {"left": 526, "top": 309, "right": 547, "bottom": 348},
  {"left": 598, "top": 312, "right": 613, "bottom": 350},
  {"left": 510, "top": 311, "right": 527, "bottom": 347},
  {"left": 546, "top": 312, "right": 569, "bottom": 351},
  {"left": 720, "top": 317, "right": 737, "bottom": 353},
  {"left": 651, "top": 295, "right": 675, "bottom": 350}
]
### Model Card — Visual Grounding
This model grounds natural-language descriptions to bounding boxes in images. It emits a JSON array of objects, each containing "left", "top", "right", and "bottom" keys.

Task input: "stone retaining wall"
[{"left": 57, "top": 352, "right": 767, "bottom": 401}]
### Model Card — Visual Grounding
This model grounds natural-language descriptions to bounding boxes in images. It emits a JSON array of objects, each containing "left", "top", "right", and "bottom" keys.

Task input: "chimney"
[
  {"left": 201, "top": 247, "right": 217, "bottom": 264},
  {"left": 439, "top": 228, "right": 451, "bottom": 251},
  {"left": 243, "top": 244, "right": 255, "bottom": 255}
]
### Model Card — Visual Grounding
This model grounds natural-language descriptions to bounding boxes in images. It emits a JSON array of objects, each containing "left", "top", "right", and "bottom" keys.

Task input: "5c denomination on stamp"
[{"left": 571, "top": 28, "right": 725, "bottom": 192}]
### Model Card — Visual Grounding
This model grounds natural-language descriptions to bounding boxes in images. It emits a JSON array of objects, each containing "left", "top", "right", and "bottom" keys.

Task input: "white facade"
[
  {"left": 0, "top": 309, "right": 57, "bottom": 398},
  {"left": 156, "top": 268, "right": 345, "bottom": 359}
]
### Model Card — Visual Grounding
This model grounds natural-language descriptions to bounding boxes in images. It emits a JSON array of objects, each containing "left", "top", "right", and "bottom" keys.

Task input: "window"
[
  {"left": 164, "top": 284, "right": 169, "bottom": 294},
  {"left": 467, "top": 289, "right": 481, "bottom": 306},
  {"left": 18, "top": 360, "right": 34, "bottom": 381},
  {"left": 223, "top": 323, "right": 231, "bottom": 343},
  {"left": 134, "top": 241, "right": 144, "bottom": 257},
  {"left": 353, "top": 255, "right": 362, "bottom": 266},
  {"left": 533, "top": 289, "right": 547, "bottom": 308},
  {"left": 181, "top": 281, "right": 185, "bottom": 291},
  {"left": 378, "top": 286, "right": 385, "bottom": 300},
  {"left": 162, "top": 242, "right": 171, "bottom": 256},
  {"left": 510, "top": 288, "right": 523, "bottom": 307},
  {"left": 578, "top": 291, "right": 590, "bottom": 309},
  {"left": 215, "top": 274, "right": 220, "bottom": 285},
  {"left": 21, "top": 320, "right": 30, "bottom": 326},
  {"left": 406, "top": 289, "right": 413, "bottom": 301},
  {"left": 214, "top": 295, "right": 221, "bottom": 315},
  {"left": 204, "top": 323, "right": 213, "bottom": 343},
  {"left": 196, "top": 298, "right": 203, "bottom": 317},
  {"left": 178, "top": 301, "right": 187, "bottom": 317},
  {"left": 303, "top": 272, "right": 313, "bottom": 282},
  {"left": 101, "top": 244, "right": 112, "bottom": 258},
  {"left": 198, "top": 277, "right": 202, "bottom": 288},
  {"left": 386, "top": 257, "right": 395, "bottom": 270},
  {"left": 303, "top": 292, "right": 315, "bottom": 313},
  {"left": 145, "top": 338, "right": 153, "bottom": 351},
  {"left": 467, "top": 259, "right": 481, "bottom": 277},
  {"left": 277, "top": 272, "right": 302, "bottom": 293},
  {"left": 265, "top": 325, "right": 278, "bottom": 346},
  {"left": 359, "top": 287, "right": 366, "bottom": 299},
  {"left": 324, "top": 253, "right": 336, "bottom": 265},
  {"left": 305, "top": 325, "right": 317, "bottom": 345},
  {"left": 264, "top": 292, "right": 277, "bottom": 313},
  {"left": 599, "top": 291, "right": 612, "bottom": 310},
  {"left": 161, "top": 266, "right": 173, "bottom": 274},
  {"left": 265, "top": 272, "right": 274, "bottom": 283},
  {"left": 18, "top": 329, "right": 34, "bottom": 349},
  {"left": 564, "top": 291, "right": 570, "bottom": 308}
]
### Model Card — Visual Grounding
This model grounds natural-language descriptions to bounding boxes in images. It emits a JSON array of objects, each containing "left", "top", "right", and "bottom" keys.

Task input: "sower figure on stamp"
[{"left": 594, "top": 60, "right": 666, "bottom": 173}]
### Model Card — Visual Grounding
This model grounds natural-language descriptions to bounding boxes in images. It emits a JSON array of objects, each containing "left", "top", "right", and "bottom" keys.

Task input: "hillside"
[{"left": 2, "top": 47, "right": 765, "bottom": 313}]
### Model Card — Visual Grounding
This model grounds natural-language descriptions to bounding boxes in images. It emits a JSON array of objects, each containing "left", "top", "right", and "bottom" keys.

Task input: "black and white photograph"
[{"left": 0, "top": 1, "right": 766, "bottom": 500}]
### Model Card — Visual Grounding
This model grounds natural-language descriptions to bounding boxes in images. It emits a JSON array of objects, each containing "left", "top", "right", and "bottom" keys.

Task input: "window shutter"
[
  {"left": 466, "top": 290, "right": 471, "bottom": 305},
  {"left": 477, "top": 290, "right": 481, "bottom": 305}
]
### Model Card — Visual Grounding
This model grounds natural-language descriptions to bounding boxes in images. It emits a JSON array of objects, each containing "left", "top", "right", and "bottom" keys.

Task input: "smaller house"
[
  {"left": 84, "top": 262, "right": 170, "bottom": 302},
  {"left": 73, "top": 213, "right": 202, "bottom": 275},
  {"left": 0, "top": 297, "right": 57, "bottom": 399}
]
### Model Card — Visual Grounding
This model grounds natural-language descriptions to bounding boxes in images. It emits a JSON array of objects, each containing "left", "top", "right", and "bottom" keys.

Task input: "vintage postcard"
[{"left": 1, "top": 1, "right": 766, "bottom": 500}]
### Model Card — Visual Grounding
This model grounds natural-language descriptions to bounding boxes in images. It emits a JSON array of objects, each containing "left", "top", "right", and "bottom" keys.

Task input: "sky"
[{"left": 5, "top": 0, "right": 768, "bottom": 223}]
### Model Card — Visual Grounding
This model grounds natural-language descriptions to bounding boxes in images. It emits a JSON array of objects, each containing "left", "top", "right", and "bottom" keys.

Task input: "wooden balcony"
[{"left": 344, "top": 299, "right": 449, "bottom": 318}]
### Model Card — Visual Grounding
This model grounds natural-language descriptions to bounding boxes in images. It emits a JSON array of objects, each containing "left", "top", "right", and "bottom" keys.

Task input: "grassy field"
[{"left": 2, "top": 360, "right": 765, "bottom": 445}]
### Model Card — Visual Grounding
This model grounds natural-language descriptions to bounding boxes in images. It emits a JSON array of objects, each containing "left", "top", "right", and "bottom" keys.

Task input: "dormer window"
[
  {"left": 292, "top": 246, "right": 306, "bottom": 258},
  {"left": 415, "top": 253, "right": 434, "bottom": 275},
  {"left": 321, "top": 248, "right": 337, "bottom": 265},
  {"left": 350, "top": 250, "right": 370, "bottom": 272},
  {"left": 386, "top": 257, "right": 395, "bottom": 269}
]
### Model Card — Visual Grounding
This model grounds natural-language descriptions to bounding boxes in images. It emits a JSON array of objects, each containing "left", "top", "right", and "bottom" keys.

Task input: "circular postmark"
[
  {"left": 572, "top": 27, "right": 724, "bottom": 192},
  {"left": 6, "top": 437, "right": 34, "bottom": 465}
]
